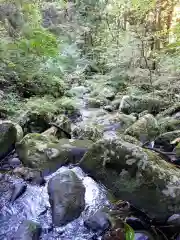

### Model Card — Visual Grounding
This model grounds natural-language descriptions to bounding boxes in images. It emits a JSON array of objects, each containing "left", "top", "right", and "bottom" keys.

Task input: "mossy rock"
[
  {"left": 80, "top": 138, "right": 180, "bottom": 221},
  {"left": 158, "top": 117, "right": 180, "bottom": 134},
  {"left": 175, "top": 143, "right": 180, "bottom": 157},
  {"left": 125, "top": 114, "right": 159, "bottom": 142},
  {"left": 0, "top": 121, "right": 17, "bottom": 159},
  {"left": 157, "top": 102, "right": 180, "bottom": 119},
  {"left": 16, "top": 133, "right": 93, "bottom": 172},
  {"left": 72, "top": 123, "right": 103, "bottom": 142},
  {"left": 0, "top": 120, "right": 23, "bottom": 159},
  {"left": 117, "top": 134, "right": 141, "bottom": 146},
  {"left": 85, "top": 96, "right": 110, "bottom": 108},
  {"left": 119, "top": 95, "right": 169, "bottom": 114}
]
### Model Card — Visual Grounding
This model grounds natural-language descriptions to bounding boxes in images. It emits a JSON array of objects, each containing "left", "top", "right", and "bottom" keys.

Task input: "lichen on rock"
[{"left": 80, "top": 137, "right": 180, "bottom": 221}]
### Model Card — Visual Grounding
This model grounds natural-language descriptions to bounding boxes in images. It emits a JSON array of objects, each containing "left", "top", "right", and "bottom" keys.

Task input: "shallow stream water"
[{"left": 0, "top": 93, "right": 168, "bottom": 240}]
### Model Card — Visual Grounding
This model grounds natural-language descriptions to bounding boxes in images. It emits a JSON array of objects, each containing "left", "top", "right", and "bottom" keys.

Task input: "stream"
[{"left": 0, "top": 93, "right": 169, "bottom": 240}]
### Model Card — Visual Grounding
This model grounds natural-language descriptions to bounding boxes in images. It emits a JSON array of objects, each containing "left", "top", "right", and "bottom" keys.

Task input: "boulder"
[
  {"left": 99, "top": 86, "right": 116, "bottom": 101},
  {"left": 68, "top": 86, "right": 89, "bottom": 98},
  {"left": 117, "top": 134, "right": 141, "bottom": 146},
  {"left": 80, "top": 138, "right": 180, "bottom": 221},
  {"left": 84, "top": 210, "right": 111, "bottom": 234},
  {"left": 48, "top": 170, "right": 85, "bottom": 226},
  {"left": 125, "top": 114, "right": 159, "bottom": 142},
  {"left": 158, "top": 117, "right": 180, "bottom": 134},
  {"left": 16, "top": 134, "right": 92, "bottom": 171},
  {"left": 157, "top": 102, "right": 180, "bottom": 119},
  {"left": 13, "top": 220, "right": 41, "bottom": 240},
  {"left": 13, "top": 167, "right": 45, "bottom": 185},
  {"left": 119, "top": 95, "right": 168, "bottom": 114},
  {"left": 155, "top": 130, "right": 180, "bottom": 151},
  {"left": 72, "top": 123, "right": 103, "bottom": 141},
  {"left": 86, "top": 96, "right": 110, "bottom": 108},
  {"left": 0, "top": 121, "right": 19, "bottom": 160},
  {"left": 91, "top": 112, "right": 136, "bottom": 134}
]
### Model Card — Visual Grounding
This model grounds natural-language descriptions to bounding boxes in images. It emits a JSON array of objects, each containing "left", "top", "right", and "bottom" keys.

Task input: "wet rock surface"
[
  {"left": 10, "top": 182, "right": 27, "bottom": 203},
  {"left": 13, "top": 220, "right": 42, "bottom": 240},
  {"left": 84, "top": 210, "right": 110, "bottom": 234},
  {"left": 0, "top": 121, "right": 17, "bottom": 160},
  {"left": 48, "top": 170, "right": 85, "bottom": 226}
]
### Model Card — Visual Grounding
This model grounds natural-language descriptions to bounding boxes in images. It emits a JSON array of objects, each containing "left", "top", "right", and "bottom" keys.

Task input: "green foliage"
[{"left": 125, "top": 223, "right": 135, "bottom": 240}]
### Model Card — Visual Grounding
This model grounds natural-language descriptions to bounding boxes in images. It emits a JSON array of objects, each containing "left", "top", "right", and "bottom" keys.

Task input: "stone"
[
  {"left": 48, "top": 170, "right": 85, "bottom": 226},
  {"left": 10, "top": 182, "right": 27, "bottom": 203},
  {"left": 167, "top": 214, "right": 180, "bottom": 227},
  {"left": 86, "top": 96, "right": 110, "bottom": 108},
  {"left": 125, "top": 114, "right": 159, "bottom": 142},
  {"left": 134, "top": 231, "right": 155, "bottom": 240},
  {"left": 154, "top": 130, "right": 180, "bottom": 151},
  {"left": 103, "top": 105, "right": 114, "bottom": 112},
  {"left": 68, "top": 86, "right": 89, "bottom": 98},
  {"left": 84, "top": 210, "right": 110, "bottom": 233},
  {"left": 13, "top": 220, "right": 42, "bottom": 240},
  {"left": 8, "top": 157, "right": 21, "bottom": 168},
  {"left": 80, "top": 138, "right": 180, "bottom": 221},
  {"left": 16, "top": 134, "right": 93, "bottom": 171},
  {"left": 72, "top": 123, "right": 103, "bottom": 142},
  {"left": 157, "top": 102, "right": 180, "bottom": 119},
  {"left": 158, "top": 117, "right": 180, "bottom": 134},
  {"left": 119, "top": 95, "right": 168, "bottom": 114},
  {"left": 0, "top": 121, "right": 17, "bottom": 160},
  {"left": 13, "top": 167, "right": 45, "bottom": 185},
  {"left": 110, "top": 98, "right": 122, "bottom": 110}
]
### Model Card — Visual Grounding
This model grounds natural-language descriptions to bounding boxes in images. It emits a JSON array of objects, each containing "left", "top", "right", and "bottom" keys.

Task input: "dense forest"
[{"left": 1, "top": 0, "right": 180, "bottom": 239}]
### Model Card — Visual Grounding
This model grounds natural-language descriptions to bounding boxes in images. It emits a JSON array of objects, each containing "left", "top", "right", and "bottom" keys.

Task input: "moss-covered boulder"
[
  {"left": 117, "top": 134, "right": 142, "bottom": 146},
  {"left": 90, "top": 112, "right": 136, "bottom": 134},
  {"left": 119, "top": 95, "right": 169, "bottom": 114},
  {"left": 16, "top": 133, "right": 93, "bottom": 172},
  {"left": 85, "top": 96, "right": 110, "bottom": 108},
  {"left": 157, "top": 102, "right": 180, "bottom": 119},
  {"left": 125, "top": 114, "right": 159, "bottom": 142},
  {"left": 80, "top": 138, "right": 180, "bottom": 221},
  {"left": 0, "top": 120, "right": 23, "bottom": 159},
  {"left": 68, "top": 86, "right": 89, "bottom": 98},
  {"left": 158, "top": 117, "right": 180, "bottom": 134},
  {"left": 174, "top": 142, "right": 180, "bottom": 157},
  {"left": 72, "top": 123, "right": 103, "bottom": 142}
]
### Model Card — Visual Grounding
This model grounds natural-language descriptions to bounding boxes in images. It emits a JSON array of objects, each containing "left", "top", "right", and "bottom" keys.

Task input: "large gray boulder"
[
  {"left": 48, "top": 170, "right": 85, "bottom": 226},
  {"left": 80, "top": 138, "right": 180, "bottom": 221},
  {"left": 0, "top": 120, "right": 23, "bottom": 160}
]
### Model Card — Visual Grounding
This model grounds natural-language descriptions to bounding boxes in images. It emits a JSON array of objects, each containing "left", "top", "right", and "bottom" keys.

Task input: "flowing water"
[
  {"left": 0, "top": 166, "right": 110, "bottom": 240},
  {"left": 0, "top": 93, "right": 160, "bottom": 239}
]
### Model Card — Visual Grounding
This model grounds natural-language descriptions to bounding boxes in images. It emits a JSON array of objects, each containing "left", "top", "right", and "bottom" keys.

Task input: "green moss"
[
  {"left": 125, "top": 114, "right": 159, "bottom": 141},
  {"left": 157, "top": 102, "right": 180, "bottom": 119},
  {"left": 16, "top": 134, "right": 92, "bottom": 170},
  {"left": 72, "top": 123, "right": 103, "bottom": 141},
  {"left": 158, "top": 117, "right": 180, "bottom": 134}
]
